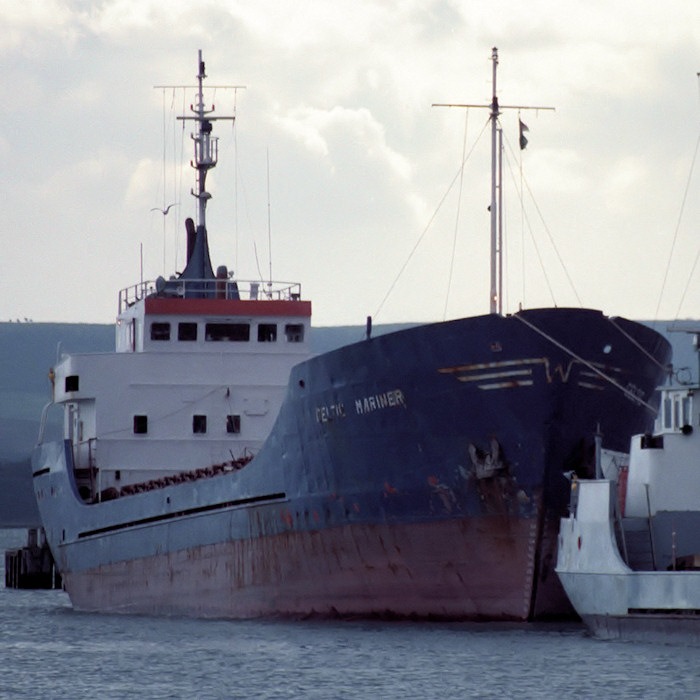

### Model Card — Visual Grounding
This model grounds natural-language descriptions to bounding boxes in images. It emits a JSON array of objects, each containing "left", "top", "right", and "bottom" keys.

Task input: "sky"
[{"left": 2, "top": 0, "right": 700, "bottom": 327}]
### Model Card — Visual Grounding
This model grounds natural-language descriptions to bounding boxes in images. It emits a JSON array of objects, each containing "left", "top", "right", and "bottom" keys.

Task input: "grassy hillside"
[
  {"left": 0, "top": 323, "right": 114, "bottom": 461},
  {"left": 0, "top": 460, "right": 39, "bottom": 527}
]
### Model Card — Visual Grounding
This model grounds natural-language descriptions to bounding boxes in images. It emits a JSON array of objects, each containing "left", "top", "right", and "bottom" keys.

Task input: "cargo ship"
[{"left": 32, "top": 51, "right": 671, "bottom": 620}]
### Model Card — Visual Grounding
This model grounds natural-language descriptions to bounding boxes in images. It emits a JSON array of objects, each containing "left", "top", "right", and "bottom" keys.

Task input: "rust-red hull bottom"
[{"left": 66, "top": 516, "right": 544, "bottom": 621}]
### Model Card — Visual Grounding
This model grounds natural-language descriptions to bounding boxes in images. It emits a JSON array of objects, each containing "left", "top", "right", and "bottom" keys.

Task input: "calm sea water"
[{"left": 1, "top": 529, "right": 699, "bottom": 700}]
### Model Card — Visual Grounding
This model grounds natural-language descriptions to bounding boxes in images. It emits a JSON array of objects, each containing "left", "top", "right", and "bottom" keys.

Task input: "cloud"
[
  {"left": 0, "top": 0, "right": 78, "bottom": 53},
  {"left": 273, "top": 108, "right": 331, "bottom": 158},
  {"left": 605, "top": 156, "right": 649, "bottom": 199},
  {"left": 126, "top": 157, "right": 161, "bottom": 210},
  {"left": 2, "top": 1, "right": 700, "bottom": 325},
  {"left": 274, "top": 105, "right": 412, "bottom": 181},
  {"left": 82, "top": 0, "right": 157, "bottom": 35}
]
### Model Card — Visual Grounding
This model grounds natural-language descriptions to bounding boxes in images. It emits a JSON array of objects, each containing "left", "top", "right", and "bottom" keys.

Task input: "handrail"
[
  {"left": 36, "top": 401, "right": 53, "bottom": 445},
  {"left": 118, "top": 278, "right": 303, "bottom": 313}
]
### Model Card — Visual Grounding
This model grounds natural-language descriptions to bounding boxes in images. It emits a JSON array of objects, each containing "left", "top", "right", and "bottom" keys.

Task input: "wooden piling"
[{"left": 4, "top": 528, "right": 61, "bottom": 589}]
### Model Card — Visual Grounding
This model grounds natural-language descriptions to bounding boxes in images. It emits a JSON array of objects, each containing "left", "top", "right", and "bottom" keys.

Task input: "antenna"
[
  {"left": 433, "top": 47, "right": 554, "bottom": 315},
  {"left": 267, "top": 148, "right": 272, "bottom": 287}
]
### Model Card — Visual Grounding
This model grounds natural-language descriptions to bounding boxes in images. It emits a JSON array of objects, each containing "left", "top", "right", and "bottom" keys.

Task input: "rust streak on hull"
[{"left": 67, "top": 517, "right": 539, "bottom": 620}]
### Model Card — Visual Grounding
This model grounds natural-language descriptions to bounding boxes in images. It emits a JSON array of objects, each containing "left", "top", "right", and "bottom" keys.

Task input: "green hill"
[{"left": 0, "top": 323, "right": 114, "bottom": 461}]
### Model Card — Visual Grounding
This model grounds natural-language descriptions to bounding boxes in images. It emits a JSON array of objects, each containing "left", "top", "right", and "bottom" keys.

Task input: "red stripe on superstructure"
[{"left": 145, "top": 297, "right": 311, "bottom": 317}]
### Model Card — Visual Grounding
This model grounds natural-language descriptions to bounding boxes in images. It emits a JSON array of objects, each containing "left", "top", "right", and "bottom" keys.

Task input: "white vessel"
[{"left": 556, "top": 322, "right": 700, "bottom": 643}]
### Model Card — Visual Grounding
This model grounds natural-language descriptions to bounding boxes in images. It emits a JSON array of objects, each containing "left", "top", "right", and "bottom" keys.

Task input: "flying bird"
[{"left": 151, "top": 203, "right": 179, "bottom": 215}]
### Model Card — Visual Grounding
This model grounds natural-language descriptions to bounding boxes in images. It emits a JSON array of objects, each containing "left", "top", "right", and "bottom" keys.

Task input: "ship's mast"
[
  {"left": 193, "top": 52, "right": 214, "bottom": 230},
  {"left": 176, "top": 50, "right": 237, "bottom": 232},
  {"left": 154, "top": 52, "right": 244, "bottom": 280},
  {"left": 489, "top": 47, "right": 499, "bottom": 315},
  {"left": 434, "top": 47, "right": 553, "bottom": 315}
]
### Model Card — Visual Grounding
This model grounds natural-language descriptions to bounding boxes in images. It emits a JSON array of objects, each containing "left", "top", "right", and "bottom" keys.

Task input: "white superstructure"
[{"left": 38, "top": 52, "right": 312, "bottom": 502}]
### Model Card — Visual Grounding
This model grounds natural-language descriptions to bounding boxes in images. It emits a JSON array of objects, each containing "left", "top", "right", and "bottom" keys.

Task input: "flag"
[{"left": 519, "top": 119, "right": 529, "bottom": 150}]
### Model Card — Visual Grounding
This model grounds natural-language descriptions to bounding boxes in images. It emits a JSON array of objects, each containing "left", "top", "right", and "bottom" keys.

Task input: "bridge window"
[
  {"left": 193, "top": 415, "right": 207, "bottom": 434},
  {"left": 205, "top": 323, "right": 250, "bottom": 342},
  {"left": 663, "top": 397, "right": 672, "bottom": 429},
  {"left": 65, "top": 375, "right": 79, "bottom": 392},
  {"left": 151, "top": 322, "right": 171, "bottom": 341},
  {"left": 133, "top": 415, "right": 148, "bottom": 434},
  {"left": 178, "top": 322, "right": 198, "bottom": 341},
  {"left": 285, "top": 324, "right": 304, "bottom": 343},
  {"left": 226, "top": 414, "right": 241, "bottom": 434},
  {"left": 663, "top": 393, "right": 693, "bottom": 431},
  {"left": 258, "top": 323, "right": 277, "bottom": 342}
]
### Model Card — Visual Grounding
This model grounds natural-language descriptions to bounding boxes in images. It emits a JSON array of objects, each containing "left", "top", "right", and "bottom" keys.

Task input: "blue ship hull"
[{"left": 32, "top": 308, "right": 671, "bottom": 620}]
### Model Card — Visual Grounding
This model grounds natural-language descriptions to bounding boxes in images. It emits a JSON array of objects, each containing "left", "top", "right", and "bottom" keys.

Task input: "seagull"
[{"left": 151, "top": 203, "right": 179, "bottom": 215}]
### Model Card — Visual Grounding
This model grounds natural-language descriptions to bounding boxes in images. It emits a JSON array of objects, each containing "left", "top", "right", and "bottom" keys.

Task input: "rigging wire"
[
  {"left": 502, "top": 127, "right": 583, "bottom": 307},
  {"left": 501, "top": 177, "right": 510, "bottom": 312},
  {"left": 654, "top": 127, "right": 700, "bottom": 321},
  {"left": 175, "top": 87, "right": 186, "bottom": 272},
  {"left": 234, "top": 91, "right": 239, "bottom": 271},
  {"left": 443, "top": 108, "right": 470, "bottom": 320},
  {"left": 654, "top": 74, "right": 700, "bottom": 323},
  {"left": 514, "top": 313, "right": 659, "bottom": 413},
  {"left": 155, "top": 86, "right": 186, "bottom": 276},
  {"left": 608, "top": 317, "right": 671, "bottom": 373},
  {"left": 153, "top": 87, "right": 180, "bottom": 276},
  {"left": 373, "top": 117, "right": 490, "bottom": 321},
  {"left": 169, "top": 88, "right": 179, "bottom": 269},
  {"left": 500, "top": 133, "right": 555, "bottom": 306},
  {"left": 674, "top": 236, "right": 700, "bottom": 319}
]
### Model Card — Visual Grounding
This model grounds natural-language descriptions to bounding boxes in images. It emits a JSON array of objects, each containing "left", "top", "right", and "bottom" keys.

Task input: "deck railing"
[{"left": 118, "top": 278, "right": 302, "bottom": 314}]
